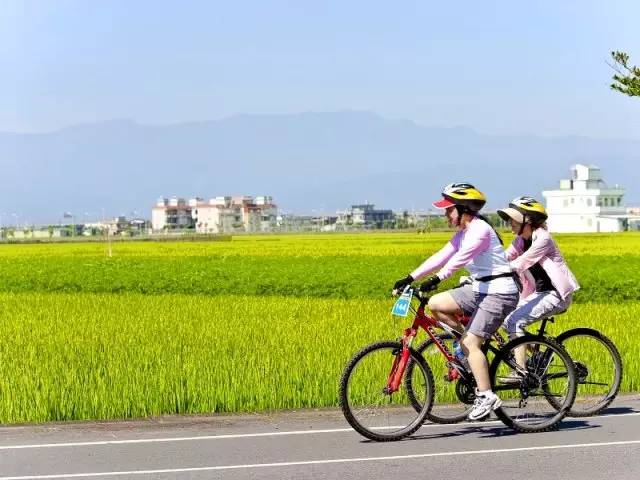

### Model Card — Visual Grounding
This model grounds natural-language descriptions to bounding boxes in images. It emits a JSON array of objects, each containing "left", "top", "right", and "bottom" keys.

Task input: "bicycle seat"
[{"left": 540, "top": 310, "right": 567, "bottom": 325}]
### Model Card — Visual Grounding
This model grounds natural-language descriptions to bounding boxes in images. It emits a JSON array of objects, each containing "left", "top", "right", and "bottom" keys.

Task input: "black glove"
[
  {"left": 392, "top": 274, "right": 414, "bottom": 294},
  {"left": 419, "top": 275, "right": 441, "bottom": 293}
]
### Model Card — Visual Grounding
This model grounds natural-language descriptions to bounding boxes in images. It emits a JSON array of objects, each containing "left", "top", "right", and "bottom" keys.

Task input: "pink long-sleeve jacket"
[
  {"left": 410, "top": 218, "right": 518, "bottom": 295},
  {"left": 505, "top": 227, "right": 580, "bottom": 300}
]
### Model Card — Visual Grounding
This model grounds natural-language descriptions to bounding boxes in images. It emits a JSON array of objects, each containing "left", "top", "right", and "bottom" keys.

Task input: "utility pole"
[{"left": 102, "top": 208, "right": 112, "bottom": 258}]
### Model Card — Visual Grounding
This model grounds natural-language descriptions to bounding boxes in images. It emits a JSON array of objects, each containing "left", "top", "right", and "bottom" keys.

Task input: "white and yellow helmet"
[
  {"left": 498, "top": 196, "right": 548, "bottom": 225},
  {"left": 433, "top": 183, "right": 487, "bottom": 212}
]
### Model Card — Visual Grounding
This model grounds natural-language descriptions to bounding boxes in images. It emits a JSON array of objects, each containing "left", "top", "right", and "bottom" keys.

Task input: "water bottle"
[
  {"left": 444, "top": 340, "right": 465, "bottom": 382},
  {"left": 452, "top": 341, "right": 465, "bottom": 361},
  {"left": 453, "top": 340, "right": 471, "bottom": 371}
]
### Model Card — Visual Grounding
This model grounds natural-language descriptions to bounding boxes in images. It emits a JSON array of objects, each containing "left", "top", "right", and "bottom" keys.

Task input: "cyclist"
[
  {"left": 497, "top": 197, "right": 580, "bottom": 372},
  {"left": 393, "top": 183, "right": 519, "bottom": 420}
]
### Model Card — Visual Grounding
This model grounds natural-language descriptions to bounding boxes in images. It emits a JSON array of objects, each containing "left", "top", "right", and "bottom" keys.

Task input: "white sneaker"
[{"left": 468, "top": 392, "right": 502, "bottom": 421}]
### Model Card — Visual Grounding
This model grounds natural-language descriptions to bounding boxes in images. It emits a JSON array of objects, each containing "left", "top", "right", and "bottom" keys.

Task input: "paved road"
[{"left": 1, "top": 396, "right": 639, "bottom": 479}]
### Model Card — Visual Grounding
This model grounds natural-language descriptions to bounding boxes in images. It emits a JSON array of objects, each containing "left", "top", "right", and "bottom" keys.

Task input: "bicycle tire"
[
  {"left": 554, "top": 328, "right": 622, "bottom": 417},
  {"left": 407, "top": 334, "right": 473, "bottom": 424},
  {"left": 490, "top": 335, "right": 576, "bottom": 433},
  {"left": 339, "top": 340, "right": 434, "bottom": 442}
]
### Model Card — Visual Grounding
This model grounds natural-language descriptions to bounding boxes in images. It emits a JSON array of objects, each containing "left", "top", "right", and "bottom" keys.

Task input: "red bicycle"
[{"left": 339, "top": 286, "right": 577, "bottom": 441}]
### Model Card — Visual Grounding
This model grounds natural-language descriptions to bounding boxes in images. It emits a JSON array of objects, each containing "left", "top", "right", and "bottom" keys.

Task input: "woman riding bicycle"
[
  {"left": 393, "top": 183, "right": 519, "bottom": 421},
  {"left": 498, "top": 197, "right": 580, "bottom": 350}
]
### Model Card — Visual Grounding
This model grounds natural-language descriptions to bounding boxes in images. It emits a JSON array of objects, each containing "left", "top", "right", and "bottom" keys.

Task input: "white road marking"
[
  {"left": 0, "top": 411, "right": 638, "bottom": 451},
  {"left": 1, "top": 439, "right": 640, "bottom": 479}
]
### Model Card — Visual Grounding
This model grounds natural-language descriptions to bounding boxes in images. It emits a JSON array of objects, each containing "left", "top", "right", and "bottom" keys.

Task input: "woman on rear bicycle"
[
  {"left": 393, "top": 183, "right": 519, "bottom": 421},
  {"left": 498, "top": 197, "right": 579, "bottom": 335},
  {"left": 497, "top": 197, "right": 580, "bottom": 372},
  {"left": 497, "top": 197, "right": 623, "bottom": 416}
]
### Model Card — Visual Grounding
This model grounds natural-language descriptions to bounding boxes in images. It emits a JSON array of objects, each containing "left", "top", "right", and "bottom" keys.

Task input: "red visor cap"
[{"left": 432, "top": 198, "right": 456, "bottom": 209}]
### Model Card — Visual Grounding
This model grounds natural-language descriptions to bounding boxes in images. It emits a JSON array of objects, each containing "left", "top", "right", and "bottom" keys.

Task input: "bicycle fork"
[{"left": 384, "top": 328, "right": 417, "bottom": 394}]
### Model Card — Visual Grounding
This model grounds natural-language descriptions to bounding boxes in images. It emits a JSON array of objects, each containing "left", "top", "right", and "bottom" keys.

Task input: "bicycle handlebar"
[{"left": 391, "top": 286, "right": 430, "bottom": 308}]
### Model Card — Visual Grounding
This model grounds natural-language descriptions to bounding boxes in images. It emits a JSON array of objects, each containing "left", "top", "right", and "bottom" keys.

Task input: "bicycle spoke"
[
  {"left": 491, "top": 336, "right": 576, "bottom": 433},
  {"left": 412, "top": 335, "right": 474, "bottom": 424},
  {"left": 340, "top": 341, "right": 434, "bottom": 441},
  {"left": 557, "top": 330, "right": 622, "bottom": 416}
]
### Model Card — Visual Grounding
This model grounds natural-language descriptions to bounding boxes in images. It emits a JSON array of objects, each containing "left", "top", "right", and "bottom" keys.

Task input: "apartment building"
[{"left": 152, "top": 195, "right": 277, "bottom": 233}]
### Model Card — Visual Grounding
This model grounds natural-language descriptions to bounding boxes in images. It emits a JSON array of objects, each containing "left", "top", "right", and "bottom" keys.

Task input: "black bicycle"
[{"left": 411, "top": 313, "right": 622, "bottom": 423}]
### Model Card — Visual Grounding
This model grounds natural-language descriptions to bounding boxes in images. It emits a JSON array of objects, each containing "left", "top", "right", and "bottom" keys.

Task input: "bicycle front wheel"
[
  {"left": 490, "top": 336, "right": 576, "bottom": 433},
  {"left": 339, "top": 341, "right": 434, "bottom": 441},
  {"left": 555, "top": 328, "right": 622, "bottom": 417}
]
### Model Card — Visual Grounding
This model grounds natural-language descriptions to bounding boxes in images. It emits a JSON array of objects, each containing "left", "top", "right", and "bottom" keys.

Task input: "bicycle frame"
[
  {"left": 386, "top": 292, "right": 463, "bottom": 393},
  {"left": 385, "top": 290, "right": 522, "bottom": 394}
]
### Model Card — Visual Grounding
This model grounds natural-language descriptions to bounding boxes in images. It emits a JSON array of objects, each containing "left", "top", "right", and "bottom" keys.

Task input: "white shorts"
[{"left": 502, "top": 290, "right": 572, "bottom": 337}]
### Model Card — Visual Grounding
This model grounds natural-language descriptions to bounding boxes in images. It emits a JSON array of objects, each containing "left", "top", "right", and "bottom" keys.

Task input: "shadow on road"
[
  {"left": 360, "top": 419, "right": 599, "bottom": 443},
  {"left": 600, "top": 406, "right": 638, "bottom": 415},
  {"left": 468, "top": 419, "right": 598, "bottom": 438}
]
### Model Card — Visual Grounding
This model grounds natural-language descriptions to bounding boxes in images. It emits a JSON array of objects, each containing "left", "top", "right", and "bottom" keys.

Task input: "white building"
[
  {"left": 152, "top": 197, "right": 195, "bottom": 231},
  {"left": 336, "top": 203, "right": 394, "bottom": 228},
  {"left": 152, "top": 195, "right": 277, "bottom": 234},
  {"left": 192, "top": 196, "right": 277, "bottom": 234},
  {"left": 542, "top": 164, "right": 635, "bottom": 233}
]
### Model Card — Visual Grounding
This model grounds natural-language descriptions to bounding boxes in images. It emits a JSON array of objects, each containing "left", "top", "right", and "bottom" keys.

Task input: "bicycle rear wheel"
[
  {"left": 339, "top": 340, "right": 434, "bottom": 441},
  {"left": 408, "top": 335, "right": 474, "bottom": 424},
  {"left": 490, "top": 336, "right": 576, "bottom": 433},
  {"left": 555, "top": 328, "right": 622, "bottom": 417}
]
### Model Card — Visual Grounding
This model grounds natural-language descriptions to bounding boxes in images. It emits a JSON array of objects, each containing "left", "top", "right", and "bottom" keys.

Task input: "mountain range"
[{"left": 1, "top": 111, "right": 639, "bottom": 224}]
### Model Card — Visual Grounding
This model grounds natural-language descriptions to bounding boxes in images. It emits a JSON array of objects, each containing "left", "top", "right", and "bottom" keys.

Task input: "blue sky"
[{"left": 2, "top": 0, "right": 639, "bottom": 138}]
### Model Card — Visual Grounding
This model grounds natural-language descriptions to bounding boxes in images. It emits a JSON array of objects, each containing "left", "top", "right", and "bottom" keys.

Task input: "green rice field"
[{"left": 0, "top": 232, "right": 638, "bottom": 423}]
